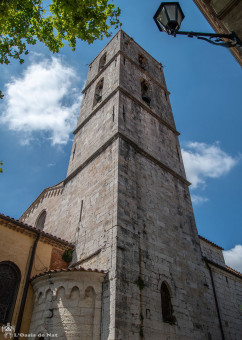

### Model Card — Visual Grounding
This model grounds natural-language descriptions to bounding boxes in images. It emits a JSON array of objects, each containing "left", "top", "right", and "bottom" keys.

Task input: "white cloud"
[
  {"left": 47, "top": 163, "right": 56, "bottom": 168},
  {"left": 1, "top": 56, "right": 82, "bottom": 145},
  {"left": 182, "top": 142, "right": 238, "bottom": 189},
  {"left": 191, "top": 195, "right": 209, "bottom": 205},
  {"left": 223, "top": 245, "right": 242, "bottom": 273}
]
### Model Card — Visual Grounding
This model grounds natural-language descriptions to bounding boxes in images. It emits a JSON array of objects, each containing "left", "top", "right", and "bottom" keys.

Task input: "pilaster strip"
[{"left": 65, "top": 132, "right": 190, "bottom": 186}]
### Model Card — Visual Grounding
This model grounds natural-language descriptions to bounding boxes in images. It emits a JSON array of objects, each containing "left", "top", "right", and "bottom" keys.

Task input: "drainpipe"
[
  {"left": 14, "top": 232, "right": 41, "bottom": 339},
  {"left": 204, "top": 258, "right": 225, "bottom": 340}
]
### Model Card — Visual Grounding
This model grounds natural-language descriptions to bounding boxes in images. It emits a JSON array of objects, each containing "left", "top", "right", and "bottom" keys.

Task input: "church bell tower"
[{"left": 21, "top": 30, "right": 223, "bottom": 339}]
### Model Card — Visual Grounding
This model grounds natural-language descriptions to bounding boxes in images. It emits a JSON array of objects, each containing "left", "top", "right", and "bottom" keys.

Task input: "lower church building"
[{"left": 0, "top": 31, "right": 241, "bottom": 339}]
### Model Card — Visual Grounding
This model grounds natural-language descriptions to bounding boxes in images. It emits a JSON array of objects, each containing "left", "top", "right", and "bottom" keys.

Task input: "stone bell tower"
[{"left": 21, "top": 30, "right": 223, "bottom": 339}]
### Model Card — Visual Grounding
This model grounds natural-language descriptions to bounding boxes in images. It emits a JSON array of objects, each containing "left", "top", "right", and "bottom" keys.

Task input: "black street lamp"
[{"left": 153, "top": 2, "right": 241, "bottom": 48}]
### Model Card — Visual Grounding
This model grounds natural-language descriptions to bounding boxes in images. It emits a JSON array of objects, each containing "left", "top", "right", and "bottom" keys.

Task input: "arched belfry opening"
[
  {"left": 98, "top": 53, "right": 107, "bottom": 71},
  {"left": 0, "top": 261, "right": 21, "bottom": 324},
  {"left": 160, "top": 281, "right": 176, "bottom": 324},
  {"left": 35, "top": 210, "right": 46, "bottom": 231},
  {"left": 93, "top": 78, "right": 104, "bottom": 106},
  {"left": 141, "top": 79, "right": 151, "bottom": 105}
]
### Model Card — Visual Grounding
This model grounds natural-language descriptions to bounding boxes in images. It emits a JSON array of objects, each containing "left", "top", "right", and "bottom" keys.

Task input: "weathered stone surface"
[{"left": 21, "top": 30, "right": 242, "bottom": 340}]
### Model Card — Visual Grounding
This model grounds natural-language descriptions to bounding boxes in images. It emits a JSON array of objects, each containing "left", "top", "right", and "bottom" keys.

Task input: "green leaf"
[{"left": 0, "top": 0, "right": 121, "bottom": 67}]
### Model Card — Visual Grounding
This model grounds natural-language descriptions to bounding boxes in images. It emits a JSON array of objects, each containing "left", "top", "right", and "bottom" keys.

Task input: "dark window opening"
[
  {"left": 93, "top": 78, "right": 104, "bottom": 107},
  {"left": 161, "top": 282, "right": 176, "bottom": 324},
  {"left": 98, "top": 53, "right": 107, "bottom": 72},
  {"left": 138, "top": 53, "right": 147, "bottom": 69},
  {"left": 36, "top": 210, "right": 46, "bottom": 231},
  {"left": 141, "top": 80, "right": 151, "bottom": 105},
  {"left": 0, "top": 261, "right": 21, "bottom": 324}
]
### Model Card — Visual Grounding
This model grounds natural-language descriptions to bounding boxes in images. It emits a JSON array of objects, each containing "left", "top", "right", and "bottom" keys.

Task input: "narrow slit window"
[
  {"left": 72, "top": 143, "right": 76, "bottom": 160},
  {"left": 93, "top": 78, "right": 104, "bottom": 107},
  {"left": 141, "top": 79, "right": 151, "bottom": 105}
]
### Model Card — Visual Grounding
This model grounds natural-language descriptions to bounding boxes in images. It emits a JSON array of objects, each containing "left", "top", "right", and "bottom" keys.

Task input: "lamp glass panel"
[
  {"left": 157, "top": 7, "right": 169, "bottom": 27},
  {"left": 165, "top": 4, "right": 177, "bottom": 22},
  {"left": 177, "top": 8, "right": 184, "bottom": 26}
]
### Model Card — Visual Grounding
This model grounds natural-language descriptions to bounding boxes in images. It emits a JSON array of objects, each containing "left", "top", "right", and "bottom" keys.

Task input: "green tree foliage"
[
  {"left": 0, "top": 161, "right": 3, "bottom": 173},
  {"left": 0, "top": 0, "right": 121, "bottom": 98},
  {"left": 0, "top": 0, "right": 121, "bottom": 65}
]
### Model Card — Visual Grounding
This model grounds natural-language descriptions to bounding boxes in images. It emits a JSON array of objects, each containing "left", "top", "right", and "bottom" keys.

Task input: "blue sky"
[{"left": 0, "top": 0, "right": 241, "bottom": 271}]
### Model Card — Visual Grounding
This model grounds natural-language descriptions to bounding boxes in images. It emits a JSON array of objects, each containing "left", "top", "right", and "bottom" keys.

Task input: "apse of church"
[
  {"left": 10, "top": 30, "right": 242, "bottom": 339},
  {"left": 0, "top": 214, "right": 74, "bottom": 339}
]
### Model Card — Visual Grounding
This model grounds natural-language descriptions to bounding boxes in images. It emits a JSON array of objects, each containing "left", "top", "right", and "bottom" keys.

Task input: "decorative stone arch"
[
  {"left": 0, "top": 261, "right": 21, "bottom": 324},
  {"left": 35, "top": 210, "right": 46, "bottom": 231},
  {"left": 160, "top": 280, "right": 176, "bottom": 324},
  {"left": 56, "top": 286, "right": 66, "bottom": 299},
  {"left": 37, "top": 291, "right": 43, "bottom": 305},
  {"left": 98, "top": 52, "right": 107, "bottom": 71},
  {"left": 70, "top": 286, "right": 80, "bottom": 299},
  {"left": 140, "top": 79, "right": 151, "bottom": 105},
  {"left": 93, "top": 78, "right": 104, "bottom": 107}
]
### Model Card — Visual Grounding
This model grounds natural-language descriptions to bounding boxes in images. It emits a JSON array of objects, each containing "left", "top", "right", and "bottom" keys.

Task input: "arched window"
[
  {"left": 36, "top": 210, "right": 46, "bottom": 231},
  {"left": 0, "top": 261, "right": 21, "bottom": 324},
  {"left": 93, "top": 78, "right": 104, "bottom": 107},
  {"left": 98, "top": 53, "right": 107, "bottom": 71},
  {"left": 160, "top": 281, "right": 176, "bottom": 324},
  {"left": 141, "top": 79, "right": 151, "bottom": 105},
  {"left": 138, "top": 53, "right": 147, "bottom": 69}
]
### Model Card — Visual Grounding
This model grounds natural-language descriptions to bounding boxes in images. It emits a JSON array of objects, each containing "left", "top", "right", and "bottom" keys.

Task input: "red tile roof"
[
  {"left": 0, "top": 213, "right": 74, "bottom": 248},
  {"left": 31, "top": 267, "right": 107, "bottom": 281},
  {"left": 225, "top": 265, "right": 242, "bottom": 278}
]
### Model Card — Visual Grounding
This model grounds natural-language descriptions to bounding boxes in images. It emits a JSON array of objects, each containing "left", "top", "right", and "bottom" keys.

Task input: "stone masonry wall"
[
  {"left": 203, "top": 263, "right": 242, "bottom": 339},
  {"left": 115, "top": 139, "right": 222, "bottom": 340},
  {"left": 67, "top": 91, "right": 119, "bottom": 177},
  {"left": 119, "top": 52, "right": 175, "bottom": 130},
  {"left": 85, "top": 31, "right": 121, "bottom": 86},
  {"left": 118, "top": 91, "right": 186, "bottom": 179},
  {"left": 120, "top": 31, "right": 167, "bottom": 88},
  {"left": 20, "top": 184, "right": 64, "bottom": 230},
  {"left": 200, "top": 238, "right": 225, "bottom": 266},
  {"left": 77, "top": 54, "right": 120, "bottom": 128}
]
